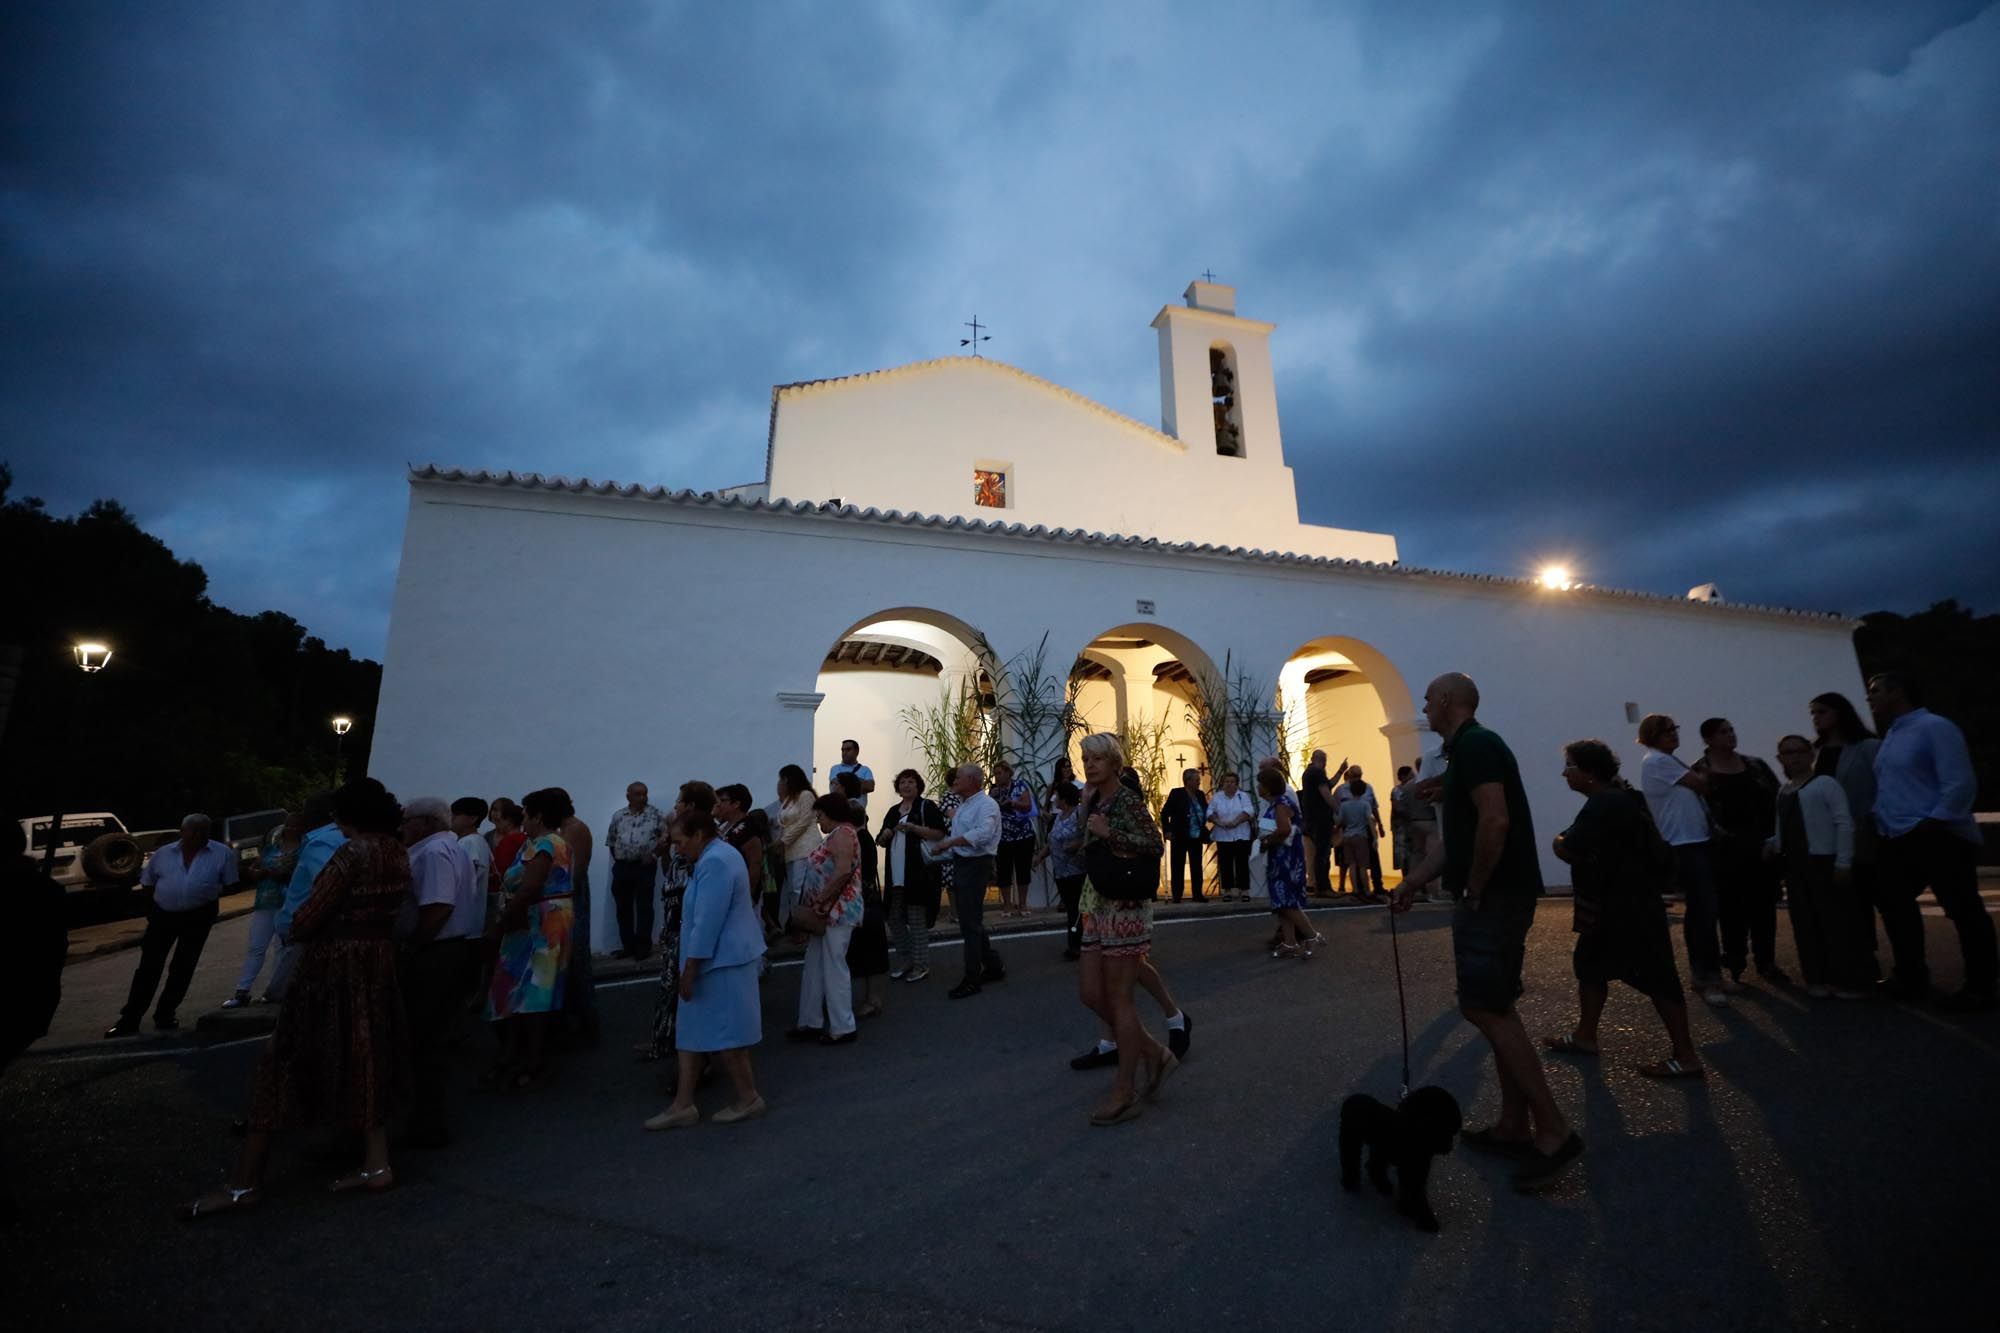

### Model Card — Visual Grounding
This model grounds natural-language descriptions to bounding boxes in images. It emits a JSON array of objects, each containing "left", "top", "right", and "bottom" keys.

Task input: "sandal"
[
  {"left": 179, "top": 1184, "right": 261, "bottom": 1221},
  {"left": 1088, "top": 1098, "right": 1143, "bottom": 1127},
  {"left": 329, "top": 1167, "right": 396, "bottom": 1194},
  {"left": 1541, "top": 1034, "right": 1599, "bottom": 1056},
  {"left": 1460, "top": 1125, "right": 1536, "bottom": 1156},
  {"left": 1637, "top": 1057, "right": 1707, "bottom": 1080}
]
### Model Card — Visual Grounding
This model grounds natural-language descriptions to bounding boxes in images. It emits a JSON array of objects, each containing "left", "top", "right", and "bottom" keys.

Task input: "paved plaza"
[{"left": 8, "top": 899, "right": 1995, "bottom": 1330}]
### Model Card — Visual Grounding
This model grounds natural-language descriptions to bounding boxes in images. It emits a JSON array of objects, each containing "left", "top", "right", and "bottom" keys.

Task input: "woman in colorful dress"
[
  {"left": 1259, "top": 768, "right": 1319, "bottom": 958},
  {"left": 181, "top": 779, "right": 412, "bottom": 1217},
  {"left": 644, "top": 810, "right": 768, "bottom": 1129},
  {"left": 786, "top": 794, "right": 865, "bottom": 1044},
  {"left": 485, "top": 786, "right": 574, "bottom": 1088},
  {"left": 1075, "top": 731, "right": 1171, "bottom": 1126}
]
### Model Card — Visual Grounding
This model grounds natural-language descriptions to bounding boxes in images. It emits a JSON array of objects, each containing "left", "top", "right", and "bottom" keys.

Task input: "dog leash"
[{"left": 1387, "top": 899, "right": 1412, "bottom": 1099}]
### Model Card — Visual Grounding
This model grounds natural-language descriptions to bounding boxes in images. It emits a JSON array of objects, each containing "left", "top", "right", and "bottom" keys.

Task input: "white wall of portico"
[{"left": 373, "top": 478, "right": 1863, "bottom": 949}]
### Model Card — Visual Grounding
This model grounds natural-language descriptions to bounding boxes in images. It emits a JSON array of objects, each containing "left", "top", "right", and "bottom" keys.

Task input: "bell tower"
[{"left": 1152, "top": 280, "right": 1284, "bottom": 467}]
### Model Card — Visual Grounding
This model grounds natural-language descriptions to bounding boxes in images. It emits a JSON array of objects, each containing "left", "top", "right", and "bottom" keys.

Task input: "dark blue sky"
[{"left": 5, "top": 2, "right": 1997, "bottom": 657}]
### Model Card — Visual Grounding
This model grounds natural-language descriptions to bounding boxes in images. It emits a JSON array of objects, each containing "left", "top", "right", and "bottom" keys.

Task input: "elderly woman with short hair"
[
  {"left": 879, "top": 769, "right": 945, "bottom": 983},
  {"left": 644, "top": 810, "right": 767, "bottom": 1130},
  {"left": 1075, "top": 731, "right": 1172, "bottom": 1126}
]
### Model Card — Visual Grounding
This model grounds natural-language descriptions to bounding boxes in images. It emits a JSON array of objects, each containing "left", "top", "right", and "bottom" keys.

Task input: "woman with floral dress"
[
  {"left": 786, "top": 794, "right": 865, "bottom": 1044},
  {"left": 485, "top": 787, "right": 575, "bottom": 1088},
  {"left": 182, "top": 779, "right": 412, "bottom": 1217},
  {"left": 1259, "top": 768, "right": 1319, "bottom": 959}
]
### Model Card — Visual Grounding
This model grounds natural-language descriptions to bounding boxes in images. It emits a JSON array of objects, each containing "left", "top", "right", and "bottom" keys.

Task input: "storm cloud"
[{"left": 5, "top": 1, "right": 1996, "bottom": 654}]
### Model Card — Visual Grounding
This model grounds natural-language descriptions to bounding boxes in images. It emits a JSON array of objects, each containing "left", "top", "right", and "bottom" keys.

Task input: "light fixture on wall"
[
  {"left": 1538, "top": 565, "right": 1574, "bottom": 592},
  {"left": 73, "top": 641, "right": 113, "bottom": 673}
]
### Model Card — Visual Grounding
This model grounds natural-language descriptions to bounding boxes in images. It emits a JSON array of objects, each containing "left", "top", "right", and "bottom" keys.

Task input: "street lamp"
[
  {"left": 45, "top": 640, "right": 113, "bottom": 874},
  {"left": 332, "top": 715, "right": 353, "bottom": 785},
  {"left": 1537, "top": 565, "right": 1574, "bottom": 592}
]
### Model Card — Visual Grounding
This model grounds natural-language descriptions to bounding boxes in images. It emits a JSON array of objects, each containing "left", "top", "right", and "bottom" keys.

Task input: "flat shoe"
[
  {"left": 1512, "top": 1132, "right": 1586, "bottom": 1193},
  {"left": 643, "top": 1105, "right": 699, "bottom": 1131},
  {"left": 1637, "top": 1058, "right": 1706, "bottom": 1080},
  {"left": 1144, "top": 1051, "right": 1181, "bottom": 1102},
  {"left": 179, "top": 1185, "right": 261, "bottom": 1221},
  {"left": 1460, "top": 1125, "right": 1535, "bottom": 1157},
  {"left": 1088, "top": 1099, "right": 1143, "bottom": 1127},
  {"left": 329, "top": 1167, "right": 395, "bottom": 1194},
  {"left": 711, "top": 1097, "right": 767, "bottom": 1125}
]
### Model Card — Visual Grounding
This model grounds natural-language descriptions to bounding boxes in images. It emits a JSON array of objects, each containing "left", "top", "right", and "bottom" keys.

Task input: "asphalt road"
[{"left": 7, "top": 900, "right": 1996, "bottom": 1331}]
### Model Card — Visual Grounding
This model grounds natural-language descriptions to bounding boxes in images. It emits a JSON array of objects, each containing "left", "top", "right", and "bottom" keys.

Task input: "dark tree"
[
  {"left": 1854, "top": 600, "right": 1998, "bottom": 808},
  {"left": 0, "top": 463, "right": 380, "bottom": 831}
]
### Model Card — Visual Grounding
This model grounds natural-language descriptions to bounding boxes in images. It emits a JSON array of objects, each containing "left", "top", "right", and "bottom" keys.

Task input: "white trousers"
[
  {"left": 235, "top": 907, "right": 280, "bottom": 994},
  {"left": 798, "top": 921, "right": 856, "bottom": 1037}
]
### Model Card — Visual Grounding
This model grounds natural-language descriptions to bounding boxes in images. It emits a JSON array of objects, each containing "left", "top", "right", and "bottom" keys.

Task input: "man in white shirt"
[
  {"left": 1637, "top": 714, "right": 1727, "bottom": 1005},
  {"left": 450, "top": 796, "right": 493, "bottom": 906},
  {"left": 398, "top": 796, "right": 483, "bottom": 1146},
  {"left": 931, "top": 763, "right": 1004, "bottom": 998},
  {"left": 828, "top": 739, "right": 876, "bottom": 810},
  {"left": 606, "top": 782, "right": 667, "bottom": 960},
  {"left": 108, "top": 814, "right": 240, "bottom": 1036},
  {"left": 1206, "top": 771, "right": 1256, "bottom": 901}
]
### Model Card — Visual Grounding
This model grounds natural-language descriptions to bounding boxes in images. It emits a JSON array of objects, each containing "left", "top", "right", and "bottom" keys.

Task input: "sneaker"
[
  {"left": 1512, "top": 1132, "right": 1586, "bottom": 1193},
  {"left": 903, "top": 967, "right": 930, "bottom": 984},
  {"left": 1166, "top": 1010, "right": 1192, "bottom": 1059},
  {"left": 221, "top": 990, "right": 252, "bottom": 1010},
  {"left": 947, "top": 980, "right": 982, "bottom": 999},
  {"left": 889, "top": 966, "right": 908, "bottom": 980},
  {"left": 1701, "top": 988, "right": 1731, "bottom": 1007},
  {"left": 1070, "top": 1043, "right": 1118, "bottom": 1071},
  {"left": 155, "top": 1016, "right": 181, "bottom": 1032}
]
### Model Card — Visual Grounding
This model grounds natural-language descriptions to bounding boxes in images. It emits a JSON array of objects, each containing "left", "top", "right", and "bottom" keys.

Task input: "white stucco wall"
[
  {"left": 765, "top": 359, "right": 1396, "bottom": 565},
  {"left": 374, "top": 476, "right": 1863, "bottom": 949}
]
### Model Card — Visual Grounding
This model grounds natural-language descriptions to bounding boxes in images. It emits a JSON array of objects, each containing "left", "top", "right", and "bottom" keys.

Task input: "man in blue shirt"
[
  {"left": 264, "top": 792, "right": 347, "bottom": 1002},
  {"left": 1865, "top": 672, "right": 1993, "bottom": 1011},
  {"left": 828, "top": 740, "right": 875, "bottom": 810}
]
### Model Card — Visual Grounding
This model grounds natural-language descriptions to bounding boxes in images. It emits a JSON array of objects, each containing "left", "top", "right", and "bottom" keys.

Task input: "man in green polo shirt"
[{"left": 1394, "top": 671, "right": 1584, "bottom": 1193}]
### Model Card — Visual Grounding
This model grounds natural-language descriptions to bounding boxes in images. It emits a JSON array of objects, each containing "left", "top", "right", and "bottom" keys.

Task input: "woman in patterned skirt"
[
  {"left": 1260, "top": 768, "right": 1321, "bottom": 959},
  {"left": 1075, "top": 732, "right": 1171, "bottom": 1126},
  {"left": 181, "top": 779, "right": 412, "bottom": 1217},
  {"left": 484, "top": 787, "right": 575, "bottom": 1089}
]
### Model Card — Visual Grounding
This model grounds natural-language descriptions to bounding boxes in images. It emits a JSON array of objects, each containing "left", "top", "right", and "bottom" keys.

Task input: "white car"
[{"left": 20, "top": 813, "right": 146, "bottom": 892}]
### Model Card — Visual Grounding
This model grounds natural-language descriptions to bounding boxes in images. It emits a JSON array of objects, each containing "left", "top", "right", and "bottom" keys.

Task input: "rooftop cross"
[
  {"left": 960, "top": 315, "right": 991, "bottom": 357},
  {"left": 1201, "top": 269, "right": 1217, "bottom": 283}
]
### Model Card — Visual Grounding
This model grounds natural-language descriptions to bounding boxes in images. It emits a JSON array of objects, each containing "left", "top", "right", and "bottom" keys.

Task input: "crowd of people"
[{"left": 1, "top": 665, "right": 1982, "bottom": 1215}]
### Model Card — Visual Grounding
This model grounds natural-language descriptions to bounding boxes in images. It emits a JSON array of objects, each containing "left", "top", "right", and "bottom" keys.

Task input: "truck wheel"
[{"left": 82, "top": 832, "right": 144, "bottom": 882}]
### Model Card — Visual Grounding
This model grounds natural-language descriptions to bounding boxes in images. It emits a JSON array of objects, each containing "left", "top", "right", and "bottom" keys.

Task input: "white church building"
[{"left": 371, "top": 281, "right": 1862, "bottom": 946}]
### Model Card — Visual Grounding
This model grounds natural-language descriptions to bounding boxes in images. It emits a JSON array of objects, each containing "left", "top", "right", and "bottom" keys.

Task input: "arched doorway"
[
  {"left": 1064, "top": 623, "right": 1222, "bottom": 804},
  {"left": 812, "top": 609, "right": 1000, "bottom": 802},
  {"left": 1277, "top": 635, "right": 1416, "bottom": 889}
]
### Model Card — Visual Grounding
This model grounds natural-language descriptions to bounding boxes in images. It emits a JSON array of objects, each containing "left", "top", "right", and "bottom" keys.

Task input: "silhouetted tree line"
[
  {"left": 1855, "top": 600, "right": 1998, "bottom": 807},
  {"left": 0, "top": 463, "right": 379, "bottom": 833}
]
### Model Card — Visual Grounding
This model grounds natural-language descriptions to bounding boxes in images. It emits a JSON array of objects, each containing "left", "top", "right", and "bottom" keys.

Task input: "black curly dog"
[{"left": 1339, "top": 1086, "right": 1463, "bottom": 1232}]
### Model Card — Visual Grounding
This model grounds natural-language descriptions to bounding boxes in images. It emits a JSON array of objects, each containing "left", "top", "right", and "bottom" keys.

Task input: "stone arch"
[
  {"left": 813, "top": 607, "right": 1001, "bottom": 799},
  {"left": 1277, "top": 633, "right": 1419, "bottom": 889},
  {"left": 1065, "top": 621, "right": 1224, "bottom": 797}
]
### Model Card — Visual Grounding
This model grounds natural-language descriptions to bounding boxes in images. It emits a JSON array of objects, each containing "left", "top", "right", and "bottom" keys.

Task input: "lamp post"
[
  {"left": 44, "top": 640, "right": 113, "bottom": 876},
  {"left": 332, "top": 715, "right": 353, "bottom": 786}
]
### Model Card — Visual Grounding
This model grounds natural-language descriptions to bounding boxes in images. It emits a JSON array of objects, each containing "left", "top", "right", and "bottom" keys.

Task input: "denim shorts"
[{"left": 1452, "top": 893, "right": 1537, "bottom": 1014}]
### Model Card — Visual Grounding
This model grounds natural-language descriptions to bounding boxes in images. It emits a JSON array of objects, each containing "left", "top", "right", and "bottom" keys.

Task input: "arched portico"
[{"left": 811, "top": 608, "right": 1001, "bottom": 801}]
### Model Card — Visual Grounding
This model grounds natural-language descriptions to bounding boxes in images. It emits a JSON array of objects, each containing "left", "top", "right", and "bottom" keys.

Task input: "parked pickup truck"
[{"left": 21, "top": 813, "right": 147, "bottom": 892}]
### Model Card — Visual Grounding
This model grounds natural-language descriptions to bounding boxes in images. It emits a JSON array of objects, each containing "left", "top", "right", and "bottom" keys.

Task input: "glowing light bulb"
[{"left": 1538, "top": 566, "right": 1574, "bottom": 592}]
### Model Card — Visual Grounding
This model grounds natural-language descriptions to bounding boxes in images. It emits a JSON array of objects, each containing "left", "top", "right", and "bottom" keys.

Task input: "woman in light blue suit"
[{"left": 644, "top": 811, "right": 767, "bottom": 1130}]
